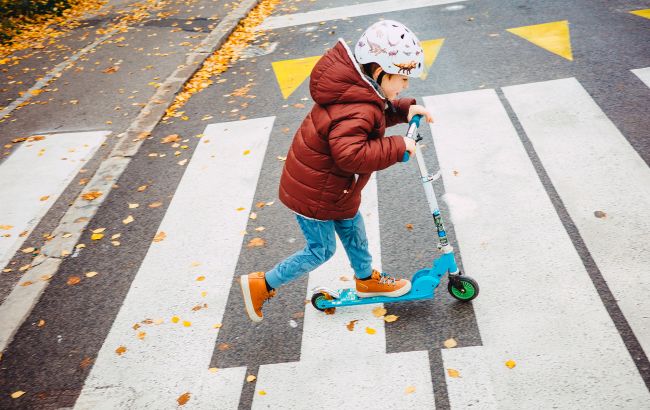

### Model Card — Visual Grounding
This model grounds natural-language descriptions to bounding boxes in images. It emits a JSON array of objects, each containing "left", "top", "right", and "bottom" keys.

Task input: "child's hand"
[
  {"left": 408, "top": 105, "right": 434, "bottom": 123},
  {"left": 403, "top": 136, "right": 416, "bottom": 156}
]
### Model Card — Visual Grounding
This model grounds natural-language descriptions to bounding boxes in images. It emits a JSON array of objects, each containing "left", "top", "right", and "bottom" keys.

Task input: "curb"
[{"left": 0, "top": 0, "right": 263, "bottom": 352}]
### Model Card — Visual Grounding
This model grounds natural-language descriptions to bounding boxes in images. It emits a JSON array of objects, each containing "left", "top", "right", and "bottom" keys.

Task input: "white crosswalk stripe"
[
  {"left": 423, "top": 86, "right": 649, "bottom": 408},
  {"left": 0, "top": 131, "right": 108, "bottom": 272},
  {"left": 632, "top": 67, "right": 650, "bottom": 88},
  {"left": 503, "top": 77, "right": 650, "bottom": 358},
  {"left": 74, "top": 117, "right": 274, "bottom": 409}
]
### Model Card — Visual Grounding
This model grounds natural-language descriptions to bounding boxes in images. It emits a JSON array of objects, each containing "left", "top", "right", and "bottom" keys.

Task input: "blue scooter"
[{"left": 310, "top": 114, "right": 479, "bottom": 313}]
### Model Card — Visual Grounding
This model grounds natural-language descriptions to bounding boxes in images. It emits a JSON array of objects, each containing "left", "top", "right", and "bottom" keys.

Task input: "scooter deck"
[{"left": 315, "top": 268, "right": 444, "bottom": 309}]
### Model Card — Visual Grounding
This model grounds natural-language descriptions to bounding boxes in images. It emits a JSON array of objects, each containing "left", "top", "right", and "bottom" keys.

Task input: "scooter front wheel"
[{"left": 448, "top": 275, "right": 479, "bottom": 301}]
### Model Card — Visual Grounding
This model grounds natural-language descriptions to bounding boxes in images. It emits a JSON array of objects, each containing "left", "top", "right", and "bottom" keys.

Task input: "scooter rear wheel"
[
  {"left": 311, "top": 292, "right": 336, "bottom": 314},
  {"left": 448, "top": 276, "right": 479, "bottom": 301}
]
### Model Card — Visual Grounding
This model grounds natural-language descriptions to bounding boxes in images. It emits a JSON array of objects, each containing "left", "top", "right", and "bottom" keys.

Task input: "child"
[{"left": 240, "top": 20, "right": 433, "bottom": 322}]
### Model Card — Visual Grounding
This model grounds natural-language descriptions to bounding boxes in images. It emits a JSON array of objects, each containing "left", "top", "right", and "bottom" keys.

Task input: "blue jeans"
[{"left": 264, "top": 211, "right": 373, "bottom": 289}]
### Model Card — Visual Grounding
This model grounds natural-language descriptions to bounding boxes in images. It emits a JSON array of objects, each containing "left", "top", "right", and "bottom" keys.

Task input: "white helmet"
[{"left": 354, "top": 20, "right": 424, "bottom": 78}]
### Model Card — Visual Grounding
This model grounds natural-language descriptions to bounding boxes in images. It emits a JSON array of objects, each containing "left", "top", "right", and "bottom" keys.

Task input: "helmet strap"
[{"left": 376, "top": 70, "right": 386, "bottom": 86}]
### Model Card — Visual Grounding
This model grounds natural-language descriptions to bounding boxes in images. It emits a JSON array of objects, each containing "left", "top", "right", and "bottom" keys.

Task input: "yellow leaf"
[
  {"left": 213, "top": 323, "right": 222, "bottom": 329},
  {"left": 177, "top": 392, "right": 191, "bottom": 405},
  {"left": 258, "top": 390, "right": 267, "bottom": 396},
  {"left": 178, "top": 159, "right": 188, "bottom": 166},
  {"left": 171, "top": 316, "right": 180, "bottom": 323},
  {"left": 0, "top": 225, "right": 14, "bottom": 230},
  {"left": 111, "top": 233, "right": 121, "bottom": 239},
  {"left": 443, "top": 338, "right": 458, "bottom": 348},
  {"left": 128, "top": 203, "right": 139, "bottom": 209},
  {"left": 21, "top": 247, "right": 35, "bottom": 253},
  {"left": 209, "top": 367, "right": 218, "bottom": 373},
  {"left": 255, "top": 226, "right": 265, "bottom": 231},
  {"left": 447, "top": 368, "right": 461, "bottom": 378},
  {"left": 384, "top": 315, "right": 399, "bottom": 323},
  {"left": 115, "top": 346, "right": 127, "bottom": 355},
  {"left": 85, "top": 271, "right": 98, "bottom": 278},
  {"left": 123, "top": 215, "right": 134, "bottom": 224},
  {"left": 201, "top": 291, "right": 208, "bottom": 297},
  {"left": 137, "top": 331, "right": 146, "bottom": 340},
  {"left": 111, "top": 241, "right": 121, "bottom": 246},
  {"left": 11, "top": 390, "right": 25, "bottom": 399},
  {"left": 247, "top": 237, "right": 265, "bottom": 247},
  {"left": 40, "top": 195, "right": 50, "bottom": 201},
  {"left": 249, "top": 212, "right": 257, "bottom": 220},
  {"left": 81, "top": 191, "right": 103, "bottom": 201},
  {"left": 92, "top": 228, "right": 106, "bottom": 234},
  {"left": 236, "top": 207, "right": 245, "bottom": 211},
  {"left": 91, "top": 233, "right": 104, "bottom": 240},
  {"left": 20, "top": 281, "right": 33, "bottom": 287},
  {"left": 183, "top": 321, "right": 191, "bottom": 327},
  {"left": 405, "top": 386, "right": 416, "bottom": 394},
  {"left": 505, "top": 359, "right": 516, "bottom": 369},
  {"left": 137, "top": 185, "right": 148, "bottom": 192},
  {"left": 365, "top": 327, "right": 376, "bottom": 335},
  {"left": 149, "top": 202, "right": 163, "bottom": 208},
  {"left": 246, "top": 375, "right": 257, "bottom": 382},
  {"left": 372, "top": 307, "right": 387, "bottom": 317},
  {"left": 153, "top": 231, "right": 166, "bottom": 242},
  {"left": 243, "top": 150, "right": 251, "bottom": 155}
]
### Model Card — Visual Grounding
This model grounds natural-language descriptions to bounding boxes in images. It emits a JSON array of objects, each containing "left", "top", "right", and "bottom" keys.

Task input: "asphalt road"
[{"left": 1, "top": 0, "right": 649, "bottom": 408}]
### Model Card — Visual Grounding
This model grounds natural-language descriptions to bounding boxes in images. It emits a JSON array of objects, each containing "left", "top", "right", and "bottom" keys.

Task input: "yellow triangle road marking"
[
  {"left": 271, "top": 56, "right": 321, "bottom": 99},
  {"left": 420, "top": 38, "right": 445, "bottom": 80},
  {"left": 507, "top": 20, "right": 573, "bottom": 61},
  {"left": 630, "top": 9, "right": 650, "bottom": 19}
]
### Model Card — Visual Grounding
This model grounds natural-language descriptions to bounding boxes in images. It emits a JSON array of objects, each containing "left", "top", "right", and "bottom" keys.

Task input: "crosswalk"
[{"left": 1, "top": 71, "right": 649, "bottom": 408}]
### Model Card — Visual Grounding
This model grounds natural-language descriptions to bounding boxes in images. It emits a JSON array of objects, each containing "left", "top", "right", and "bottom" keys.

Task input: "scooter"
[{"left": 310, "top": 114, "right": 479, "bottom": 313}]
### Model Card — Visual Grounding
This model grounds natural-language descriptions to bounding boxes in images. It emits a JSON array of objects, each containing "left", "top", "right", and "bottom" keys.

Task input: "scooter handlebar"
[{"left": 402, "top": 114, "right": 423, "bottom": 162}]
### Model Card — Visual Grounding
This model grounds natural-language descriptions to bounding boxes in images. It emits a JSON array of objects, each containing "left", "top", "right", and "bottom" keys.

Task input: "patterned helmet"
[{"left": 354, "top": 20, "right": 424, "bottom": 78}]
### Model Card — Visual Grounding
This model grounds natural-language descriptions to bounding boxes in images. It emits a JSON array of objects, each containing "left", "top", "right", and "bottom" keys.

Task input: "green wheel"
[{"left": 447, "top": 275, "right": 479, "bottom": 301}]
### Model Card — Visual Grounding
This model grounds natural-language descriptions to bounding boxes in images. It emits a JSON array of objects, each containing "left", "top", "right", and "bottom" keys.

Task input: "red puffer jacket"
[{"left": 279, "top": 39, "right": 415, "bottom": 220}]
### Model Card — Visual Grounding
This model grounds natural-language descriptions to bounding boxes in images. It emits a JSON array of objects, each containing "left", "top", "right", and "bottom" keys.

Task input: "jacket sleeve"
[
  {"left": 385, "top": 97, "right": 416, "bottom": 128},
  {"left": 329, "top": 109, "right": 407, "bottom": 174}
]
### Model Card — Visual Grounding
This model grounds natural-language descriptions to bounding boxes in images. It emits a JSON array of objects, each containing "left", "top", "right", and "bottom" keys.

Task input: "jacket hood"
[{"left": 309, "top": 39, "right": 385, "bottom": 107}]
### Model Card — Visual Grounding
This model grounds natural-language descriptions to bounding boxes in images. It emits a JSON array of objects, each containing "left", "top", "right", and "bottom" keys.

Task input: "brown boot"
[
  {"left": 239, "top": 272, "right": 276, "bottom": 322},
  {"left": 355, "top": 269, "right": 411, "bottom": 298}
]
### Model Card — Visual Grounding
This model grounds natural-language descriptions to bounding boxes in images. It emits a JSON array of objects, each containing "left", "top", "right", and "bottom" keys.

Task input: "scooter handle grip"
[{"left": 402, "top": 114, "right": 424, "bottom": 162}]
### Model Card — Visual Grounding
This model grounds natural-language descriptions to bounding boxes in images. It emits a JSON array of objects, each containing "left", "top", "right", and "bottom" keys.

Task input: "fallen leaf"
[
  {"left": 80, "top": 357, "right": 93, "bottom": 369},
  {"left": 85, "top": 271, "right": 98, "bottom": 278},
  {"left": 277, "top": 156, "right": 287, "bottom": 161},
  {"left": 177, "top": 392, "right": 190, "bottom": 406},
  {"left": 443, "top": 338, "right": 458, "bottom": 348},
  {"left": 505, "top": 359, "right": 516, "bottom": 369},
  {"left": 11, "top": 391, "right": 25, "bottom": 399},
  {"left": 92, "top": 228, "right": 106, "bottom": 234},
  {"left": 122, "top": 215, "right": 134, "bottom": 224},
  {"left": 372, "top": 307, "right": 387, "bottom": 317},
  {"left": 405, "top": 386, "right": 416, "bottom": 394},
  {"left": 594, "top": 210, "right": 607, "bottom": 218},
  {"left": 453, "top": 170, "right": 459, "bottom": 176},
  {"left": 178, "top": 159, "right": 188, "bottom": 166},
  {"left": 0, "top": 225, "right": 13, "bottom": 230},
  {"left": 81, "top": 191, "right": 103, "bottom": 201},
  {"left": 103, "top": 65, "right": 120, "bottom": 74},
  {"left": 20, "top": 281, "right": 33, "bottom": 287},
  {"left": 213, "top": 323, "right": 223, "bottom": 329},
  {"left": 384, "top": 315, "right": 399, "bottom": 323},
  {"left": 209, "top": 367, "right": 218, "bottom": 373},
  {"left": 243, "top": 150, "right": 251, "bottom": 155},
  {"left": 91, "top": 233, "right": 104, "bottom": 240},
  {"left": 218, "top": 343, "right": 230, "bottom": 351},
  {"left": 21, "top": 247, "right": 35, "bottom": 253},
  {"left": 405, "top": 223, "right": 414, "bottom": 231},
  {"left": 339, "top": 275, "right": 350, "bottom": 281},
  {"left": 148, "top": 202, "right": 163, "bottom": 208},
  {"left": 255, "top": 201, "right": 266, "bottom": 208},
  {"left": 196, "top": 276, "right": 205, "bottom": 281},
  {"left": 249, "top": 212, "right": 258, "bottom": 220},
  {"left": 247, "top": 237, "right": 265, "bottom": 247},
  {"left": 137, "top": 331, "right": 146, "bottom": 340},
  {"left": 128, "top": 203, "right": 139, "bottom": 209},
  {"left": 293, "top": 103, "right": 305, "bottom": 108},
  {"left": 37, "top": 320, "right": 45, "bottom": 327},
  {"left": 346, "top": 319, "right": 359, "bottom": 331},
  {"left": 115, "top": 346, "right": 127, "bottom": 355},
  {"left": 111, "top": 233, "right": 121, "bottom": 240},
  {"left": 153, "top": 231, "right": 166, "bottom": 242},
  {"left": 254, "top": 226, "right": 265, "bottom": 232},
  {"left": 183, "top": 321, "right": 191, "bottom": 327},
  {"left": 137, "top": 185, "right": 148, "bottom": 192},
  {"left": 40, "top": 195, "right": 50, "bottom": 201},
  {"left": 246, "top": 375, "right": 257, "bottom": 382},
  {"left": 171, "top": 316, "right": 180, "bottom": 323},
  {"left": 365, "top": 327, "right": 376, "bottom": 335},
  {"left": 447, "top": 368, "right": 461, "bottom": 378},
  {"left": 258, "top": 390, "right": 267, "bottom": 396},
  {"left": 67, "top": 276, "right": 81, "bottom": 285}
]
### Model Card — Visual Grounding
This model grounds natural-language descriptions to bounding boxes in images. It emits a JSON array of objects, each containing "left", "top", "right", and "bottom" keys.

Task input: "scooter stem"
[{"left": 405, "top": 114, "right": 452, "bottom": 252}]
